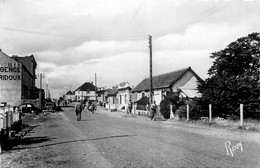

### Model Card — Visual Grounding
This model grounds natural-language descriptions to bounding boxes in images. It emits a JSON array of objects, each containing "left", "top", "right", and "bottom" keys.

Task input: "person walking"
[
  {"left": 75, "top": 101, "right": 83, "bottom": 121},
  {"left": 88, "top": 101, "right": 96, "bottom": 114},
  {"left": 127, "top": 100, "right": 133, "bottom": 114},
  {"left": 150, "top": 101, "right": 157, "bottom": 121}
]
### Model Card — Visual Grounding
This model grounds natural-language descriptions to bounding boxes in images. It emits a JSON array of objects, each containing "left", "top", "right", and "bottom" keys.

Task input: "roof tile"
[{"left": 132, "top": 67, "right": 191, "bottom": 92}]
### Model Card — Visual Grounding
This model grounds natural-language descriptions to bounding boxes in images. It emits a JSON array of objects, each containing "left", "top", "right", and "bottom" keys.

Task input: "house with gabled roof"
[
  {"left": 117, "top": 82, "right": 132, "bottom": 111},
  {"left": 132, "top": 67, "right": 203, "bottom": 105},
  {"left": 96, "top": 87, "right": 107, "bottom": 102},
  {"left": 106, "top": 86, "right": 118, "bottom": 110},
  {"left": 74, "top": 82, "right": 97, "bottom": 101},
  {"left": 106, "top": 82, "right": 132, "bottom": 111},
  {"left": 64, "top": 90, "right": 75, "bottom": 101}
]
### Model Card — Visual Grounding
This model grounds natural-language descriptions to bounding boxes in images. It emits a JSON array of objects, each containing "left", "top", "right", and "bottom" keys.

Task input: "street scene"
[
  {"left": 1, "top": 106, "right": 260, "bottom": 168},
  {"left": 1, "top": 0, "right": 260, "bottom": 168}
]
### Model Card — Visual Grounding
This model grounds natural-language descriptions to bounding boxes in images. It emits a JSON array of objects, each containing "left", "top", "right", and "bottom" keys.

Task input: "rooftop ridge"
[{"left": 143, "top": 67, "right": 190, "bottom": 80}]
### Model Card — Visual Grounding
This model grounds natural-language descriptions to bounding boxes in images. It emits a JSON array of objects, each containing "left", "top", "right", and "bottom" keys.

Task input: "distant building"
[
  {"left": 11, "top": 54, "right": 38, "bottom": 100},
  {"left": 117, "top": 82, "right": 132, "bottom": 111},
  {"left": 107, "top": 86, "right": 118, "bottom": 110},
  {"left": 106, "top": 82, "right": 132, "bottom": 111},
  {"left": 132, "top": 67, "right": 203, "bottom": 105},
  {"left": 0, "top": 50, "right": 39, "bottom": 106},
  {"left": 96, "top": 87, "right": 109, "bottom": 103},
  {"left": 64, "top": 90, "right": 75, "bottom": 101},
  {"left": 74, "top": 82, "right": 97, "bottom": 101}
]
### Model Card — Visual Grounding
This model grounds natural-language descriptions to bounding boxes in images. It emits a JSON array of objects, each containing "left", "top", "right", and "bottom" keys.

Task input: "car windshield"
[{"left": 20, "top": 104, "right": 32, "bottom": 107}]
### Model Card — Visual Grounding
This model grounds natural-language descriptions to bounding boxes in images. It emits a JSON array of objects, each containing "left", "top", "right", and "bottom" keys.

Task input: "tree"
[
  {"left": 200, "top": 32, "right": 260, "bottom": 118},
  {"left": 160, "top": 91, "right": 186, "bottom": 119}
]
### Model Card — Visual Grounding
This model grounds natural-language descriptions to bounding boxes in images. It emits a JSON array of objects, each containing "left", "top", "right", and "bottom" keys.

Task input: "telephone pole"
[
  {"left": 45, "top": 83, "right": 48, "bottom": 99},
  {"left": 38, "top": 73, "right": 44, "bottom": 111},
  {"left": 95, "top": 73, "right": 97, "bottom": 101},
  {"left": 148, "top": 35, "right": 153, "bottom": 110}
]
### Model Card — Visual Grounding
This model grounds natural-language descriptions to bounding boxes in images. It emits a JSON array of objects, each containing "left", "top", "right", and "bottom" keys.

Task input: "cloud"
[
  {"left": 38, "top": 62, "right": 57, "bottom": 73},
  {"left": 2, "top": 0, "right": 260, "bottom": 98},
  {"left": 155, "top": 22, "right": 250, "bottom": 51},
  {"left": 34, "top": 39, "right": 147, "bottom": 66},
  {"left": 40, "top": 51, "right": 149, "bottom": 90},
  {"left": 35, "top": 20, "right": 257, "bottom": 98}
]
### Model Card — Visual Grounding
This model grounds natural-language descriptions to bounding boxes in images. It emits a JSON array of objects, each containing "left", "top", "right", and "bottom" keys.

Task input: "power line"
[
  {"left": 0, "top": 3, "right": 227, "bottom": 42},
  {"left": 153, "top": 3, "right": 227, "bottom": 37},
  {"left": 0, "top": 26, "right": 147, "bottom": 41}
]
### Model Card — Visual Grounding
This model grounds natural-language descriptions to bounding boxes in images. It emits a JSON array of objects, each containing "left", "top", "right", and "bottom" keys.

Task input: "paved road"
[
  {"left": 2, "top": 106, "right": 260, "bottom": 168},
  {"left": 61, "top": 106, "right": 260, "bottom": 168}
]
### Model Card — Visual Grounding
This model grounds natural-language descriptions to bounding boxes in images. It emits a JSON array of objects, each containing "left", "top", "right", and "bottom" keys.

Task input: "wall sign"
[{"left": 0, "top": 66, "right": 21, "bottom": 80}]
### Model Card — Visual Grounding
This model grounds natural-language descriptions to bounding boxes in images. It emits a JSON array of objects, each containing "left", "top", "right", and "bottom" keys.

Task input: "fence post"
[
  {"left": 209, "top": 104, "right": 212, "bottom": 123},
  {"left": 10, "top": 107, "right": 13, "bottom": 126},
  {"left": 240, "top": 104, "right": 243, "bottom": 127},
  {"left": 6, "top": 111, "right": 8, "bottom": 130},
  {"left": 170, "top": 104, "right": 174, "bottom": 120},
  {"left": 134, "top": 104, "right": 136, "bottom": 115},
  {"left": 187, "top": 104, "right": 189, "bottom": 121},
  {"left": 6, "top": 111, "right": 9, "bottom": 139}
]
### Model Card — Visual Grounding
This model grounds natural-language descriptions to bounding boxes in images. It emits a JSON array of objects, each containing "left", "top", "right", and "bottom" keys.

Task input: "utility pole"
[
  {"left": 82, "top": 89, "right": 83, "bottom": 101},
  {"left": 38, "top": 73, "right": 44, "bottom": 111},
  {"left": 45, "top": 83, "right": 48, "bottom": 99},
  {"left": 95, "top": 73, "right": 97, "bottom": 101},
  {"left": 148, "top": 35, "right": 153, "bottom": 111}
]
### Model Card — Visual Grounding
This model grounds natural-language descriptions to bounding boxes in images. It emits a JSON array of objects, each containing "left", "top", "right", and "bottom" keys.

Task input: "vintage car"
[
  {"left": 44, "top": 102, "right": 56, "bottom": 112},
  {"left": 19, "top": 103, "right": 40, "bottom": 114}
]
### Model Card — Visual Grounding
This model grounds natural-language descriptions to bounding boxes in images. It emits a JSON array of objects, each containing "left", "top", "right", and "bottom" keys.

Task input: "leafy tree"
[
  {"left": 175, "top": 98, "right": 207, "bottom": 120},
  {"left": 160, "top": 91, "right": 186, "bottom": 119},
  {"left": 200, "top": 32, "right": 260, "bottom": 118}
]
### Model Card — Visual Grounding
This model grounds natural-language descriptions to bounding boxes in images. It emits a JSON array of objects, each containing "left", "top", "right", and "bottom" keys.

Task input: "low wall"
[{"left": 0, "top": 106, "right": 21, "bottom": 130}]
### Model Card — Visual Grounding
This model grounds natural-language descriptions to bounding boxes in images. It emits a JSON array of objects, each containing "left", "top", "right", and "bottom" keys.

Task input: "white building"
[
  {"left": 117, "top": 82, "right": 132, "bottom": 111},
  {"left": 74, "top": 82, "right": 97, "bottom": 101},
  {"left": 132, "top": 67, "right": 203, "bottom": 105}
]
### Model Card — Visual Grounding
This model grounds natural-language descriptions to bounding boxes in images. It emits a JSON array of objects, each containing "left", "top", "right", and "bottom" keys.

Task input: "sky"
[{"left": 0, "top": 0, "right": 260, "bottom": 98}]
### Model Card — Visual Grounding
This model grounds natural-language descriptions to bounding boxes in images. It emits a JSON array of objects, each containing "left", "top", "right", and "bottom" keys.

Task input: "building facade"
[
  {"left": 117, "top": 82, "right": 132, "bottom": 111},
  {"left": 74, "top": 82, "right": 97, "bottom": 101},
  {"left": 132, "top": 67, "right": 203, "bottom": 106},
  {"left": 64, "top": 90, "right": 75, "bottom": 101},
  {"left": 107, "top": 87, "right": 118, "bottom": 110},
  {"left": 0, "top": 51, "right": 22, "bottom": 106},
  {"left": 0, "top": 50, "right": 38, "bottom": 106}
]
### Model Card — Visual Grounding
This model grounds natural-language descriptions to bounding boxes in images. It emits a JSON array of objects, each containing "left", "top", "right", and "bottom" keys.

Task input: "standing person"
[
  {"left": 75, "top": 101, "right": 83, "bottom": 121},
  {"left": 87, "top": 100, "right": 92, "bottom": 111},
  {"left": 89, "top": 101, "right": 95, "bottom": 114},
  {"left": 127, "top": 100, "right": 133, "bottom": 114},
  {"left": 150, "top": 101, "right": 157, "bottom": 121},
  {"left": 170, "top": 103, "right": 175, "bottom": 120}
]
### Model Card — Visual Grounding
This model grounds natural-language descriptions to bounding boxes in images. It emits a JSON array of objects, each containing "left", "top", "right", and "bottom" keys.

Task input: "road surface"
[{"left": 2, "top": 106, "right": 260, "bottom": 168}]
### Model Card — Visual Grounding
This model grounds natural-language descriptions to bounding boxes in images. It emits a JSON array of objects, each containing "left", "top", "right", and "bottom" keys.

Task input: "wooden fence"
[{"left": 0, "top": 106, "right": 21, "bottom": 131}]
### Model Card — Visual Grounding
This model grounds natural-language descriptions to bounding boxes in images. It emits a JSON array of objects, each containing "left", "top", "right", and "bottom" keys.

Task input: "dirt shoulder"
[
  {"left": 1, "top": 111, "right": 112, "bottom": 168},
  {"left": 98, "top": 107, "right": 260, "bottom": 133}
]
